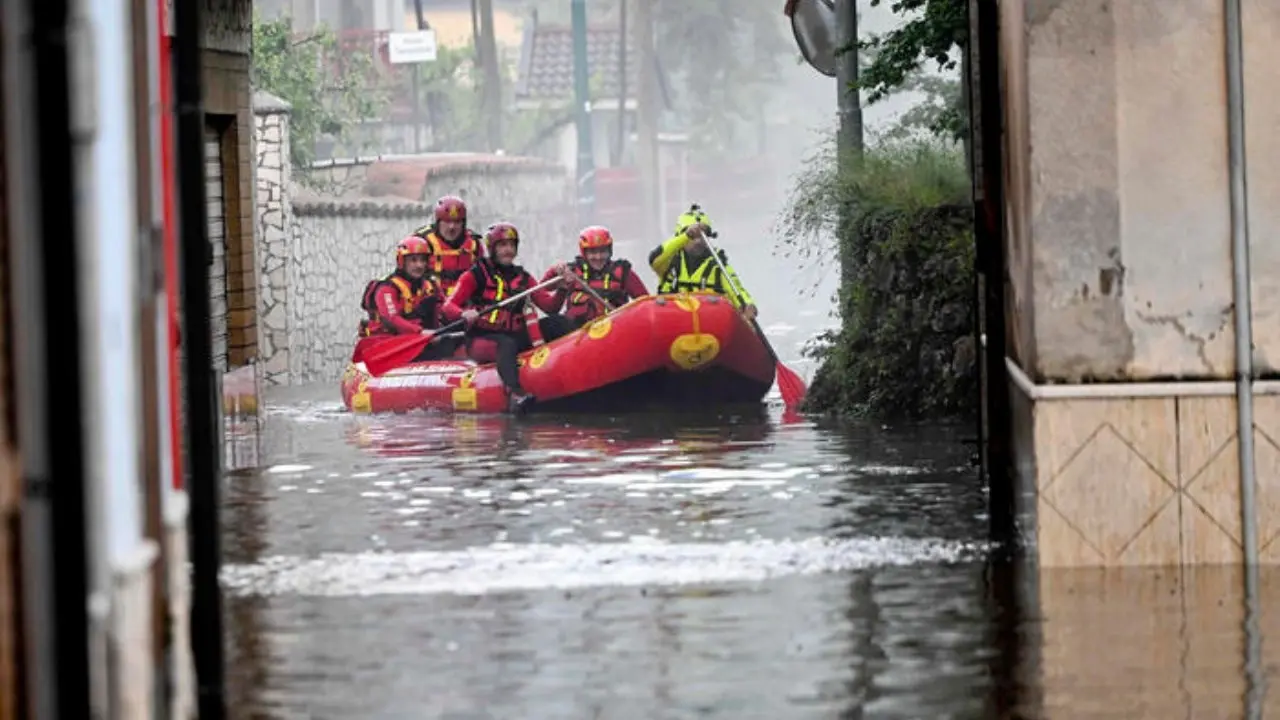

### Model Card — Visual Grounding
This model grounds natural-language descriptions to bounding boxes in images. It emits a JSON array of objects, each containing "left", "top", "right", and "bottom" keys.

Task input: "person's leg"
[
  {"left": 538, "top": 314, "right": 574, "bottom": 342},
  {"left": 492, "top": 333, "right": 524, "bottom": 394},
  {"left": 465, "top": 334, "right": 499, "bottom": 363},
  {"left": 416, "top": 333, "right": 463, "bottom": 361}
]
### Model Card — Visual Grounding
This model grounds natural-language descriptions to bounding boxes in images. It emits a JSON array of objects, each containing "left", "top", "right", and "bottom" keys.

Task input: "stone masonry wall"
[
  {"left": 254, "top": 101, "right": 575, "bottom": 385},
  {"left": 253, "top": 92, "right": 293, "bottom": 385}
]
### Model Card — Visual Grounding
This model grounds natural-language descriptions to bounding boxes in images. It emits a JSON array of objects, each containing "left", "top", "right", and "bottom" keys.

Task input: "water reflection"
[{"left": 222, "top": 387, "right": 1280, "bottom": 719}]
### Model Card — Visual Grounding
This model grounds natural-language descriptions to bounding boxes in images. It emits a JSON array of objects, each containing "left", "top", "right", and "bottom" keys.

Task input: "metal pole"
[
  {"left": 835, "top": 0, "right": 862, "bottom": 156},
  {"left": 172, "top": 0, "right": 227, "bottom": 715},
  {"left": 1224, "top": 0, "right": 1261, "bottom": 715},
  {"left": 478, "top": 0, "right": 501, "bottom": 150},
  {"left": 412, "top": 0, "right": 428, "bottom": 153},
  {"left": 612, "top": 0, "right": 628, "bottom": 167},
  {"left": 571, "top": 0, "right": 596, "bottom": 226}
]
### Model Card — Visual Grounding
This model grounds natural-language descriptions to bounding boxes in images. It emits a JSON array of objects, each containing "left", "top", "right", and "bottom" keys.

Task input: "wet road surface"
[{"left": 219, "top": 384, "right": 1016, "bottom": 719}]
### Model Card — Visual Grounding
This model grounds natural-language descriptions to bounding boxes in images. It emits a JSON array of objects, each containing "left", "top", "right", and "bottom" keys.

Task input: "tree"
[
  {"left": 856, "top": 0, "right": 968, "bottom": 139},
  {"left": 877, "top": 73, "right": 963, "bottom": 142},
  {"left": 251, "top": 13, "right": 389, "bottom": 178}
]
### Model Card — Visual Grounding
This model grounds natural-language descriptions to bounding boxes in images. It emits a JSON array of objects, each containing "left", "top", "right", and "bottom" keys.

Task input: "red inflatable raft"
[{"left": 340, "top": 292, "right": 776, "bottom": 414}]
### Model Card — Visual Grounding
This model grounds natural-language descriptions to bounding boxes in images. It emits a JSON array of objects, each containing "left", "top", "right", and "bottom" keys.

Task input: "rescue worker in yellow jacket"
[{"left": 647, "top": 205, "right": 757, "bottom": 321}]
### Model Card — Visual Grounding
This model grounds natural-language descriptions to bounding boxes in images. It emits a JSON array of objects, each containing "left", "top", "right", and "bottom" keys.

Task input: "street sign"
[
  {"left": 387, "top": 29, "right": 438, "bottom": 64},
  {"left": 785, "top": 0, "right": 839, "bottom": 77}
]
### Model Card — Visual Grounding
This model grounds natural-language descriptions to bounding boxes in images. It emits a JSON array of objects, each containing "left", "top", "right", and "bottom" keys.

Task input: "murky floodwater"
[
  {"left": 219, "top": 384, "right": 1275, "bottom": 719},
  {"left": 219, "top": 382, "right": 1001, "bottom": 718}
]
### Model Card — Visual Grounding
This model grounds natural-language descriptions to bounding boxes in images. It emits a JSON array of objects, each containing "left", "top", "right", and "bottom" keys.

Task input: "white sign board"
[{"left": 388, "top": 30, "right": 438, "bottom": 64}]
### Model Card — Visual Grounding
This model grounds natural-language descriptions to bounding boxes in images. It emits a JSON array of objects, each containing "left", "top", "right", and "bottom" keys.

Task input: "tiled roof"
[
  {"left": 361, "top": 153, "right": 562, "bottom": 201},
  {"left": 514, "top": 19, "right": 671, "bottom": 106}
]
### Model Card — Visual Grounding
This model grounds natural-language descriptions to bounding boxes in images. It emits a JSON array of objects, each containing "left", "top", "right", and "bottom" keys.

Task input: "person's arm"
[
  {"left": 441, "top": 270, "right": 478, "bottom": 322},
  {"left": 528, "top": 271, "right": 563, "bottom": 314},
  {"left": 647, "top": 230, "right": 693, "bottom": 277},
  {"left": 374, "top": 285, "right": 424, "bottom": 334},
  {"left": 716, "top": 251, "right": 755, "bottom": 309},
  {"left": 539, "top": 265, "right": 568, "bottom": 313},
  {"left": 623, "top": 266, "right": 649, "bottom": 299},
  {"left": 413, "top": 290, "right": 442, "bottom": 330}
]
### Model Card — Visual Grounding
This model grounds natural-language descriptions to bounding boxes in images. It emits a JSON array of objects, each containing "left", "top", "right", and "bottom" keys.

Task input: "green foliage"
[
  {"left": 251, "top": 13, "right": 389, "bottom": 177},
  {"left": 856, "top": 0, "right": 968, "bottom": 140},
  {"left": 879, "top": 73, "right": 964, "bottom": 142},
  {"left": 781, "top": 139, "right": 976, "bottom": 420}
]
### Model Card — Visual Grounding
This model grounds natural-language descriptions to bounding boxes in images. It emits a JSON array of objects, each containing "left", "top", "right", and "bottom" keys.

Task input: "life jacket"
[
  {"left": 465, "top": 259, "right": 535, "bottom": 333},
  {"left": 413, "top": 226, "right": 483, "bottom": 291},
  {"left": 564, "top": 257, "right": 632, "bottom": 320},
  {"left": 657, "top": 249, "right": 729, "bottom": 295},
  {"left": 357, "top": 272, "right": 437, "bottom": 337}
]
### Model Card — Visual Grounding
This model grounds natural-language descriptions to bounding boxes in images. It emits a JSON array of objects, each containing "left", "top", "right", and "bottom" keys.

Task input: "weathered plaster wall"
[
  {"left": 1005, "top": 0, "right": 1255, "bottom": 382},
  {"left": 254, "top": 116, "right": 575, "bottom": 385},
  {"left": 1243, "top": 0, "right": 1280, "bottom": 374}
]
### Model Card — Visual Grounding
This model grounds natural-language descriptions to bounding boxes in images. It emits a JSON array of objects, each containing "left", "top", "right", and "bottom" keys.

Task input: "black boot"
[{"left": 508, "top": 388, "right": 536, "bottom": 415}]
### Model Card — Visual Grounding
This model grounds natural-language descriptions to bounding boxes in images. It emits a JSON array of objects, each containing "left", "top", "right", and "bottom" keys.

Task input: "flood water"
[{"left": 219, "top": 385, "right": 1274, "bottom": 719}]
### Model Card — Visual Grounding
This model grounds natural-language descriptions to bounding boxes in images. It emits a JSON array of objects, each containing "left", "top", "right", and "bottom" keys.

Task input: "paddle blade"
[
  {"left": 351, "top": 336, "right": 380, "bottom": 363},
  {"left": 775, "top": 361, "right": 807, "bottom": 412},
  {"left": 362, "top": 334, "right": 433, "bottom": 376}
]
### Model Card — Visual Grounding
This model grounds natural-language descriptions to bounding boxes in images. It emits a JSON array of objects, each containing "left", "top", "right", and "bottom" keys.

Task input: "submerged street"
[{"left": 219, "top": 380, "right": 1001, "bottom": 718}]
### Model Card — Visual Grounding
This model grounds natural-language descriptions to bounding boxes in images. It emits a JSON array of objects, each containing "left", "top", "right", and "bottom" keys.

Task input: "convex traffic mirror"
[{"left": 784, "top": 0, "right": 839, "bottom": 77}]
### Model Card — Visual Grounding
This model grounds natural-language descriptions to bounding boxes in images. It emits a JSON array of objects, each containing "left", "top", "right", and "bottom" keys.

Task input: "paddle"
[
  {"left": 699, "top": 231, "right": 808, "bottom": 412},
  {"left": 361, "top": 275, "right": 564, "bottom": 377}
]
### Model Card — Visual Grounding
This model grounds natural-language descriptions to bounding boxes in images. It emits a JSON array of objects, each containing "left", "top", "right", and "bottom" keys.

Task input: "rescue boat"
[{"left": 340, "top": 291, "right": 776, "bottom": 414}]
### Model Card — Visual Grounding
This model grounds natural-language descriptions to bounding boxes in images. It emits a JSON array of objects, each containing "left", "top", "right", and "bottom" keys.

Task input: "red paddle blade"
[
  {"left": 362, "top": 334, "right": 433, "bottom": 376},
  {"left": 775, "top": 361, "right": 807, "bottom": 412},
  {"left": 351, "top": 336, "right": 381, "bottom": 363}
]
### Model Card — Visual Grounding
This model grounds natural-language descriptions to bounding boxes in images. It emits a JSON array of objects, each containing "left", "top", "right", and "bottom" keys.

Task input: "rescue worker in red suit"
[
  {"left": 543, "top": 225, "right": 649, "bottom": 329},
  {"left": 358, "top": 237, "right": 459, "bottom": 361},
  {"left": 442, "top": 222, "right": 570, "bottom": 412},
  {"left": 410, "top": 194, "right": 486, "bottom": 297}
]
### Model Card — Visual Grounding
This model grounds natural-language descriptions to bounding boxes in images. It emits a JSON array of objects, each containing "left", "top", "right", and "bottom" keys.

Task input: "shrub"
[{"left": 779, "top": 137, "right": 976, "bottom": 420}]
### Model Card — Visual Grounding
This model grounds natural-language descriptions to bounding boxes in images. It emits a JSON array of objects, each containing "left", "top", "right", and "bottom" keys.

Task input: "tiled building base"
[
  {"left": 1008, "top": 360, "right": 1280, "bottom": 567},
  {"left": 1035, "top": 565, "right": 1280, "bottom": 716}
]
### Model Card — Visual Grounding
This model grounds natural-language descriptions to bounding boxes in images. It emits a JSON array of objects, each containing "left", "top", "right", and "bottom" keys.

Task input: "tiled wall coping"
[{"left": 1007, "top": 358, "right": 1280, "bottom": 399}]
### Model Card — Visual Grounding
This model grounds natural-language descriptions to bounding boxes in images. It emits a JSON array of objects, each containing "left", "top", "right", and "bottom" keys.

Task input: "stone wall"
[
  {"left": 254, "top": 102, "right": 576, "bottom": 385},
  {"left": 254, "top": 92, "right": 293, "bottom": 385}
]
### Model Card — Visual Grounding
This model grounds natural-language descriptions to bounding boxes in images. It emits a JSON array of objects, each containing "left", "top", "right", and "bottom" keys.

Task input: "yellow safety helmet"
[{"left": 674, "top": 203, "right": 713, "bottom": 236}]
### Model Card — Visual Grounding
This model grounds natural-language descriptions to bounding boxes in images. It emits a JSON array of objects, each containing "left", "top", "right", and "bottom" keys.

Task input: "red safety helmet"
[
  {"left": 395, "top": 236, "right": 431, "bottom": 270},
  {"left": 434, "top": 195, "right": 467, "bottom": 224},
  {"left": 484, "top": 222, "right": 520, "bottom": 256},
  {"left": 578, "top": 225, "right": 613, "bottom": 254}
]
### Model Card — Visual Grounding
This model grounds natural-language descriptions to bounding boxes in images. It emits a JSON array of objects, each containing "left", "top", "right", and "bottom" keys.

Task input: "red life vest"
[
  {"left": 464, "top": 259, "right": 534, "bottom": 333},
  {"left": 563, "top": 257, "right": 633, "bottom": 321},
  {"left": 413, "top": 227, "right": 483, "bottom": 293},
  {"left": 358, "top": 273, "right": 438, "bottom": 337}
]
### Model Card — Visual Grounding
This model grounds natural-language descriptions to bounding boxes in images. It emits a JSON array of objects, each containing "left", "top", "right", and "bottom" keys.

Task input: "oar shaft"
[{"left": 438, "top": 274, "right": 563, "bottom": 333}]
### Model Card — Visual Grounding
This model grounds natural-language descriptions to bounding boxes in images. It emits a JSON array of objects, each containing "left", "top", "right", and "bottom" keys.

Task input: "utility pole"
[
  {"left": 835, "top": 0, "right": 862, "bottom": 293},
  {"left": 412, "top": 0, "right": 429, "bottom": 152},
  {"left": 612, "top": 0, "right": 628, "bottom": 167},
  {"left": 571, "top": 0, "right": 596, "bottom": 225},
  {"left": 836, "top": 0, "right": 863, "bottom": 156},
  {"left": 634, "top": 0, "right": 660, "bottom": 240},
  {"left": 478, "top": 0, "right": 502, "bottom": 150}
]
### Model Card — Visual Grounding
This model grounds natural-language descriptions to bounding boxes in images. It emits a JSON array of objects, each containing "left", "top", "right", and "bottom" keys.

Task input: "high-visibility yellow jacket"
[{"left": 647, "top": 231, "right": 754, "bottom": 309}]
